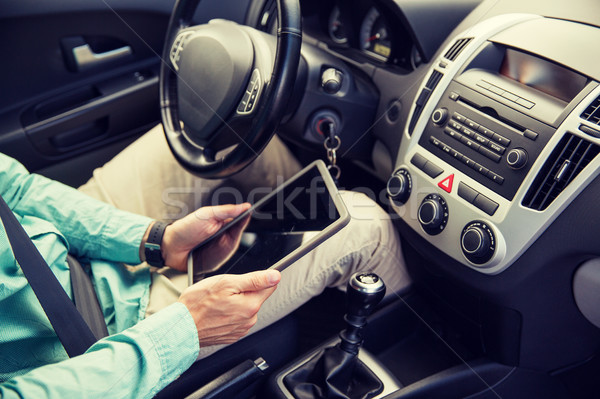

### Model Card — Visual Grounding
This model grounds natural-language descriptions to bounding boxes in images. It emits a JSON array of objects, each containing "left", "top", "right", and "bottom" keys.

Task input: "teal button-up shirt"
[{"left": 0, "top": 154, "right": 199, "bottom": 397}]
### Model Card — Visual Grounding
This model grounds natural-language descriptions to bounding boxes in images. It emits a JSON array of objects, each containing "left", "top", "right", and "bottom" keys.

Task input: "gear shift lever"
[
  {"left": 340, "top": 273, "right": 386, "bottom": 355},
  {"left": 282, "top": 272, "right": 386, "bottom": 398}
]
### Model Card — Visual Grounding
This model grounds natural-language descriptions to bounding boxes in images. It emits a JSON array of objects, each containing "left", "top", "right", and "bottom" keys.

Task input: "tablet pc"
[{"left": 187, "top": 160, "right": 349, "bottom": 285}]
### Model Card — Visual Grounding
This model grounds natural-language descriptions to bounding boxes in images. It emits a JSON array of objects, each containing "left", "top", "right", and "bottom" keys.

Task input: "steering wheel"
[{"left": 160, "top": 0, "right": 302, "bottom": 178}]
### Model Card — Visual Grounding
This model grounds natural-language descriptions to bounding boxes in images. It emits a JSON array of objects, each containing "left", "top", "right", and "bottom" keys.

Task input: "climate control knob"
[
  {"left": 418, "top": 194, "right": 448, "bottom": 235},
  {"left": 386, "top": 168, "right": 412, "bottom": 204},
  {"left": 461, "top": 221, "right": 496, "bottom": 264}
]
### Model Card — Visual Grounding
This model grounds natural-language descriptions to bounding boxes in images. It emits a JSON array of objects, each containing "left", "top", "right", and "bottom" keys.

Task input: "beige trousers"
[{"left": 78, "top": 124, "right": 411, "bottom": 358}]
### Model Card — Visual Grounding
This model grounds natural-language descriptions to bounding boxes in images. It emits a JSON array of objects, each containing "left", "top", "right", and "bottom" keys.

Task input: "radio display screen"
[{"left": 500, "top": 48, "right": 588, "bottom": 103}]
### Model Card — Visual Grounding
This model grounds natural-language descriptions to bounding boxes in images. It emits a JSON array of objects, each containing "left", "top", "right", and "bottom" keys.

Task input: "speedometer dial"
[
  {"left": 328, "top": 6, "right": 347, "bottom": 44},
  {"left": 359, "top": 7, "right": 391, "bottom": 61}
]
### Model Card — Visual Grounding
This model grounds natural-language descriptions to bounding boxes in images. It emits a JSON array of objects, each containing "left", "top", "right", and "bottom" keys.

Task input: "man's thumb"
[{"left": 235, "top": 270, "right": 281, "bottom": 292}]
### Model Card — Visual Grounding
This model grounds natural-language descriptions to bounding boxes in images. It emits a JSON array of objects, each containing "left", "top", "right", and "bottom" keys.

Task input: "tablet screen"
[{"left": 188, "top": 162, "right": 347, "bottom": 284}]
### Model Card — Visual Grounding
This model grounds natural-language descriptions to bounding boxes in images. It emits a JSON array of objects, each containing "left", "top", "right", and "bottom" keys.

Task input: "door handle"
[{"left": 72, "top": 44, "right": 132, "bottom": 71}]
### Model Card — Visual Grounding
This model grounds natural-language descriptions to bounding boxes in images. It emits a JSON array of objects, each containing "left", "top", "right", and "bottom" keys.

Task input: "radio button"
[
  {"left": 524, "top": 129, "right": 539, "bottom": 140},
  {"left": 463, "top": 157, "right": 476, "bottom": 168},
  {"left": 486, "top": 170, "right": 505, "bottom": 185},
  {"left": 453, "top": 113, "right": 466, "bottom": 123},
  {"left": 457, "top": 182, "right": 478, "bottom": 203},
  {"left": 444, "top": 127, "right": 462, "bottom": 141},
  {"left": 492, "top": 134, "right": 511, "bottom": 147},
  {"left": 430, "top": 136, "right": 441, "bottom": 147},
  {"left": 412, "top": 151, "right": 444, "bottom": 179},
  {"left": 474, "top": 134, "right": 489, "bottom": 146},
  {"left": 473, "top": 194, "right": 499, "bottom": 216},
  {"left": 410, "top": 153, "right": 427, "bottom": 170},
  {"left": 488, "top": 142, "right": 506, "bottom": 155},
  {"left": 461, "top": 136, "right": 481, "bottom": 151},
  {"left": 478, "top": 146, "right": 501, "bottom": 163},
  {"left": 477, "top": 125, "right": 495, "bottom": 138},
  {"left": 422, "top": 161, "right": 444, "bottom": 178},
  {"left": 465, "top": 119, "right": 480, "bottom": 130},
  {"left": 449, "top": 120, "right": 463, "bottom": 131},
  {"left": 461, "top": 127, "right": 475, "bottom": 137},
  {"left": 472, "top": 163, "right": 489, "bottom": 176}
]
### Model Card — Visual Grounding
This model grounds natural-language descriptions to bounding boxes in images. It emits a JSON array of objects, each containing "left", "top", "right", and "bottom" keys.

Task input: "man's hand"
[
  {"left": 177, "top": 270, "right": 281, "bottom": 346},
  {"left": 159, "top": 203, "right": 251, "bottom": 272}
]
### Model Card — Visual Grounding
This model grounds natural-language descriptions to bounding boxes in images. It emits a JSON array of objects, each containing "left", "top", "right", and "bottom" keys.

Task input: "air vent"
[
  {"left": 408, "top": 70, "right": 444, "bottom": 135},
  {"left": 523, "top": 133, "right": 600, "bottom": 211},
  {"left": 581, "top": 95, "right": 600, "bottom": 126},
  {"left": 444, "top": 38, "right": 473, "bottom": 61}
]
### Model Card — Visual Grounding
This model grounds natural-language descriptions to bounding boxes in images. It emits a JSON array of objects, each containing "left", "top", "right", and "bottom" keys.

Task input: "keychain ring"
[{"left": 324, "top": 136, "right": 341, "bottom": 151}]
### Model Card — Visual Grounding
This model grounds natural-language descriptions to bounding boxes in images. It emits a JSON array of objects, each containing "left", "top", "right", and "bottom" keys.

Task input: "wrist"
[
  {"left": 140, "top": 221, "right": 170, "bottom": 266},
  {"left": 139, "top": 222, "right": 152, "bottom": 262}
]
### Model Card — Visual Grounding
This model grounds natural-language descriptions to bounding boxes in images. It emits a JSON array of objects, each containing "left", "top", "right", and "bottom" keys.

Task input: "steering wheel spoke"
[
  {"left": 169, "top": 29, "right": 195, "bottom": 71},
  {"left": 160, "top": 0, "right": 302, "bottom": 178}
]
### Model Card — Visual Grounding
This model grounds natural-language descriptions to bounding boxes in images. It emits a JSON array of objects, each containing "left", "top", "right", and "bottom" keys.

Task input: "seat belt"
[
  {"left": 67, "top": 255, "right": 109, "bottom": 339},
  {"left": 0, "top": 195, "right": 97, "bottom": 357}
]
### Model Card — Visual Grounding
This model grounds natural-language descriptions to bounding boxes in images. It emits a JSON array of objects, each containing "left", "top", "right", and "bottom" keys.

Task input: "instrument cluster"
[{"left": 302, "top": 0, "right": 421, "bottom": 71}]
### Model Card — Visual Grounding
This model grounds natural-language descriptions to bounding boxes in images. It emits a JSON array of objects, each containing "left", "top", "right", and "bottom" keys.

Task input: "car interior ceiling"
[{"left": 3, "top": 0, "right": 600, "bottom": 397}]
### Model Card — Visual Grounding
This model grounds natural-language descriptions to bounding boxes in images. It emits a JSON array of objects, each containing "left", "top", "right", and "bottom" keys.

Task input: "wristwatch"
[{"left": 144, "top": 221, "right": 169, "bottom": 267}]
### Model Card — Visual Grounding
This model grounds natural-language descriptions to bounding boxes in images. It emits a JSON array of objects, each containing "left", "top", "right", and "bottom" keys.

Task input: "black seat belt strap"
[
  {"left": 0, "top": 195, "right": 97, "bottom": 357},
  {"left": 67, "top": 255, "right": 109, "bottom": 339}
]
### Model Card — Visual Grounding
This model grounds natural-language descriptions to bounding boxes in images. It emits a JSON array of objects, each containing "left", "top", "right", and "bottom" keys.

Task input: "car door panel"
[{"left": 0, "top": 0, "right": 249, "bottom": 177}]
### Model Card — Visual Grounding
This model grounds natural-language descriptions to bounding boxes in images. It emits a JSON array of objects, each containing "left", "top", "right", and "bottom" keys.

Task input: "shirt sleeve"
[
  {"left": 0, "top": 153, "right": 152, "bottom": 263},
  {"left": 0, "top": 302, "right": 199, "bottom": 399}
]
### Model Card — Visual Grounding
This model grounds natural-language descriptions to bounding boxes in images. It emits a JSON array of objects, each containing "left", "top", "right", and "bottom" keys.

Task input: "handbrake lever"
[{"left": 185, "top": 357, "right": 269, "bottom": 399}]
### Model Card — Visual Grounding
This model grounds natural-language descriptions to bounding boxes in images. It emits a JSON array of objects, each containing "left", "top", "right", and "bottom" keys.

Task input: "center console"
[
  {"left": 264, "top": 12, "right": 600, "bottom": 399},
  {"left": 390, "top": 14, "right": 600, "bottom": 274}
]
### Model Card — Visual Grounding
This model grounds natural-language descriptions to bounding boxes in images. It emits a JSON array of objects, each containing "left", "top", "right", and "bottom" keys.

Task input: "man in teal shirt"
[
  {"left": 0, "top": 152, "right": 281, "bottom": 398},
  {"left": 0, "top": 127, "right": 411, "bottom": 397}
]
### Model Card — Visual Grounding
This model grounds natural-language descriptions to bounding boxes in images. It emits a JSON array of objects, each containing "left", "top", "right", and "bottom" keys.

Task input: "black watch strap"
[{"left": 144, "top": 221, "right": 169, "bottom": 267}]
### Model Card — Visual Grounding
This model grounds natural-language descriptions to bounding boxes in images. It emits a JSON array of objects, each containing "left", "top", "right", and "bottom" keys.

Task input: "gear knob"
[
  {"left": 346, "top": 272, "right": 386, "bottom": 318},
  {"left": 339, "top": 272, "right": 386, "bottom": 355}
]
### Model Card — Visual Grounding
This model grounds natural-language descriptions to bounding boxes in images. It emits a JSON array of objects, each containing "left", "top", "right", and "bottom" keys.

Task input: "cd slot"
[{"left": 457, "top": 97, "right": 526, "bottom": 134}]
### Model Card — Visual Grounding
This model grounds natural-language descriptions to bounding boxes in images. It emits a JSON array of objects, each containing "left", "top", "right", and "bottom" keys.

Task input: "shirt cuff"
[
  {"left": 100, "top": 211, "right": 153, "bottom": 264},
  {"left": 144, "top": 302, "right": 200, "bottom": 381}
]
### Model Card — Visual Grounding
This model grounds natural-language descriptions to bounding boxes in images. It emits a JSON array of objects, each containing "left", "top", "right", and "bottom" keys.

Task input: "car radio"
[
  {"left": 391, "top": 15, "right": 600, "bottom": 274},
  {"left": 418, "top": 44, "right": 589, "bottom": 201}
]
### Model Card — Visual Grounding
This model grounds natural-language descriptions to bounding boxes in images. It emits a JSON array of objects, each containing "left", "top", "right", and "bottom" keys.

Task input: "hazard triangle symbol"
[{"left": 438, "top": 174, "right": 454, "bottom": 193}]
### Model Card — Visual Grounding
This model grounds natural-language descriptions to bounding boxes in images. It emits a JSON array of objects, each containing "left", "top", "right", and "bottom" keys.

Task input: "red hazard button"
[{"left": 438, "top": 174, "right": 454, "bottom": 193}]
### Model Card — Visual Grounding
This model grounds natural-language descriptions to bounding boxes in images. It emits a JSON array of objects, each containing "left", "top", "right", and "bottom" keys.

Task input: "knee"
[{"left": 338, "top": 191, "right": 399, "bottom": 248}]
